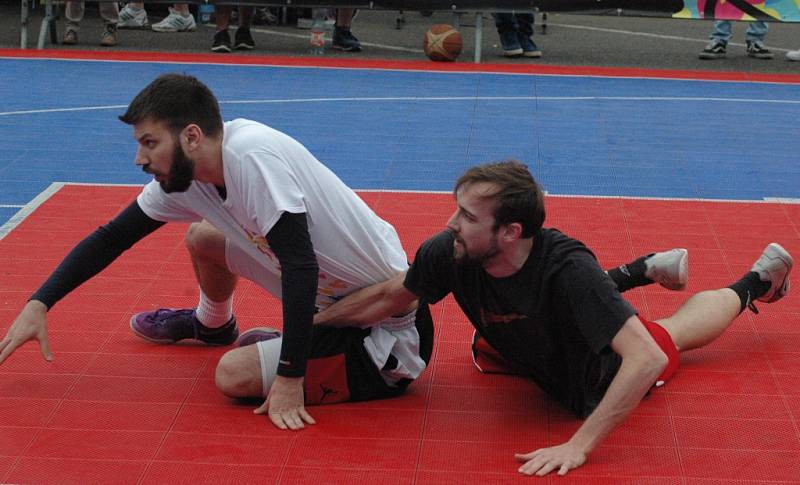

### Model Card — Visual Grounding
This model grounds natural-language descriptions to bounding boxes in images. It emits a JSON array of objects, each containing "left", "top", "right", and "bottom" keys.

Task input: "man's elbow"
[{"left": 643, "top": 344, "right": 669, "bottom": 383}]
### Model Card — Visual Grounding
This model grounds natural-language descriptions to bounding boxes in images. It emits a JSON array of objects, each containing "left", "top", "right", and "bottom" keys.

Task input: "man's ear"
[
  {"left": 181, "top": 124, "right": 203, "bottom": 151},
  {"left": 501, "top": 222, "right": 524, "bottom": 242}
]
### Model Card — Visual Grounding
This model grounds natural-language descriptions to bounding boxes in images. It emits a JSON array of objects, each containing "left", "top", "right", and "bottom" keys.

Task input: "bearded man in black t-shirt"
[{"left": 315, "top": 160, "right": 793, "bottom": 477}]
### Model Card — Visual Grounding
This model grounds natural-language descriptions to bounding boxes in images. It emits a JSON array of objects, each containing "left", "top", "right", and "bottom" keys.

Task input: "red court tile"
[
  {"left": 423, "top": 410, "right": 548, "bottom": 444},
  {"left": 0, "top": 398, "right": 59, "bottom": 427},
  {"left": 679, "top": 448, "right": 800, "bottom": 481},
  {"left": 185, "top": 378, "right": 234, "bottom": 405},
  {"left": 302, "top": 408, "right": 426, "bottom": 439},
  {"left": 46, "top": 400, "right": 180, "bottom": 432},
  {"left": 0, "top": 373, "right": 78, "bottom": 399},
  {"left": 0, "top": 427, "right": 37, "bottom": 455},
  {"left": 25, "top": 428, "right": 164, "bottom": 460},
  {"left": 674, "top": 417, "right": 800, "bottom": 450},
  {"left": 64, "top": 375, "right": 194, "bottom": 403},
  {"left": 141, "top": 462, "right": 280, "bottom": 485},
  {"left": 561, "top": 444, "right": 682, "bottom": 480},
  {"left": 42, "top": 330, "right": 111, "bottom": 353},
  {"left": 666, "top": 392, "right": 791, "bottom": 420},
  {"left": 550, "top": 415, "right": 674, "bottom": 449},
  {"left": 47, "top": 310, "right": 129, "bottom": 333},
  {"left": 668, "top": 370, "right": 781, "bottom": 395},
  {"left": 286, "top": 436, "right": 419, "bottom": 469},
  {"left": 8, "top": 457, "right": 148, "bottom": 485},
  {"left": 0, "top": 350, "right": 93, "bottom": 374},
  {"left": 281, "top": 467, "right": 415, "bottom": 485},
  {"left": 156, "top": 432, "right": 293, "bottom": 465},
  {"left": 415, "top": 470, "right": 537, "bottom": 484},
  {"left": 83, "top": 353, "right": 208, "bottom": 378},
  {"left": 171, "top": 403, "right": 288, "bottom": 437},
  {"left": 679, "top": 349, "right": 770, "bottom": 373},
  {"left": 419, "top": 439, "right": 541, "bottom": 475}
]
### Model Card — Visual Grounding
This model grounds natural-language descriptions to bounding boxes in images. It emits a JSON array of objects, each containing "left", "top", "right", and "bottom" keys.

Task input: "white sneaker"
[
  {"left": 751, "top": 243, "right": 793, "bottom": 303},
  {"left": 786, "top": 49, "right": 800, "bottom": 62},
  {"left": 645, "top": 248, "right": 688, "bottom": 291},
  {"left": 118, "top": 5, "right": 149, "bottom": 29},
  {"left": 151, "top": 8, "right": 197, "bottom": 33}
]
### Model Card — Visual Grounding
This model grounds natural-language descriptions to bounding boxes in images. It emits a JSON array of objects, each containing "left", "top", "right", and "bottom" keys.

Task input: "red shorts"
[{"left": 471, "top": 317, "right": 680, "bottom": 387}]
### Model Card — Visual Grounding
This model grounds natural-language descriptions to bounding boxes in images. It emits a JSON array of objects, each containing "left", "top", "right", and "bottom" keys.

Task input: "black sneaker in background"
[
  {"left": 234, "top": 27, "right": 255, "bottom": 50},
  {"left": 332, "top": 27, "right": 362, "bottom": 52},
  {"left": 699, "top": 41, "right": 726, "bottom": 60},
  {"left": 746, "top": 40, "right": 774, "bottom": 59},
  {"left": 211, "top": 29, "right": 232, "bottom": 53}
]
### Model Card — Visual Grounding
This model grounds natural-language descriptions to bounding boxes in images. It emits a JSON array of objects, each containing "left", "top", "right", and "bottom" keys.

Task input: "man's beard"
[
  {"left": 160, "top": 142, "right": 195, "bottom": 193},
  {"left": 453, "top": 232, "right": 501, "bottom": 267}
]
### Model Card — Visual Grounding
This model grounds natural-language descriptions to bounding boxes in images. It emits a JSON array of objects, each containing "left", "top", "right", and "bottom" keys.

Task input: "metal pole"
[
  {"left": 474, "top": 12, "right": 483, "bottom": 63},
  {"left": 20, "top": 0, "right": 29, "bottom": 48}
]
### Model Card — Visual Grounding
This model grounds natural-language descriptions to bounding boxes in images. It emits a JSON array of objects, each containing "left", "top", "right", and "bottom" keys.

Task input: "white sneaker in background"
[
  {"left": 151, "top": 8, "right": 197, "bottom": 33},
  {"left": 118, "top": 4, "right": 149, "bottom": 29}
]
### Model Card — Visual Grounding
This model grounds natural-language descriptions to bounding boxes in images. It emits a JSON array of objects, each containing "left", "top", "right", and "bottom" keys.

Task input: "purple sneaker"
[
  {"left": 129, "top": 308, "right": 239, "bottom": 346},
  {"left": 237, "top": 327, "right": 282, "bottom": 347}
]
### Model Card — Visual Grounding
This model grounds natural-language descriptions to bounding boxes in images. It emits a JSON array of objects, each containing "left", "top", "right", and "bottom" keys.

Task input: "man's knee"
[
  {"left": 215, "top": 348, "right": 262, "bottom": 398},
  {"left": 185, "top": 221, "right": 224, "bottom": 260}
]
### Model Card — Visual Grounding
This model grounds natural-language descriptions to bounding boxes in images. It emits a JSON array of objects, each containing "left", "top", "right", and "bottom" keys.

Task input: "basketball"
[{"left": 423, "top": 24, "right": 463, "bottom": 62}]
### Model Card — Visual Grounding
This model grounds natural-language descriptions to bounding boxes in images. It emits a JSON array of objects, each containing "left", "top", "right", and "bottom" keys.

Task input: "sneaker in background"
[
  {"left": 234, "top": 27, "right": 255, "bottom": 50},
  {"left": 211, "top": 29, "right": 232, "bottom": 53},
  {"left": 498, "top": 30, "right": 522, "bottom": 57},
  {"left": 518, "top": 34, "right": 542, "bottom": 58},
  {"left": 332, "top": 27, "right": 362, "bottom": 52},
  {"left": 118, "top": 4, "right": 149, "bottom": 29},
  {"left": 786, "top": 49, "right": 800, "bottom": 61},
  {"left": 746, "top": 40, "right": 774, "bottom": 59},
  {"left": 699, "top": 41, "right": 726, "bottom": 60},
  {"left": 100, "top": 24, "right": 117, "bottom": 47},
  {"left": 62, "top": 28, "right": 78, "bottom": 45},
  {"left": 152, "top": 7, "right": 197, "bottom": 33}
]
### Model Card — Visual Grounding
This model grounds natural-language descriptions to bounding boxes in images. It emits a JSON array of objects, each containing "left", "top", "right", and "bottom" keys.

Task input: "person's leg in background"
[
  {"left": 744, "top": 21, "right": 773, "bottom": 59},
  {"left": 233, "top": 7, "right": 256, "bottom": 50},
  {"left": 699, "top": 20, "right": 731, "bottom": 59},
  {"left": 514, "top": 13, "right": 541, "bottom": 58},
  {"left": 97, "top": 1, "right": 120, "bottom": 47},
  {"left": 493, "top": 12, "right": 522, "bottom": 57},
  {"left": 333, "top": 9, "right": 361, "bottom": 52},
  {"left": 62, "top": 0, "right": 84, "bottom": 45}
]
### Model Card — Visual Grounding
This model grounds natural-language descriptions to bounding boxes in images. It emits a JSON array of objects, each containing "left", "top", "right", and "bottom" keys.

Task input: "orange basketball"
[{"left": 423, "top": 24, "right": 463, "bottom": 62}]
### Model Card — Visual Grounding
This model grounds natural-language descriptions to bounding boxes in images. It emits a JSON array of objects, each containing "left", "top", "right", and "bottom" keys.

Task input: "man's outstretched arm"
[
  {"left": 314, "top": 271, "right": 419, "bottom": 327},
  {"left": 0, "top": 200, "right": 165, "bottom": 365},
  {"left": 515, "top": 315, "right": 667, "bottom": 476}
]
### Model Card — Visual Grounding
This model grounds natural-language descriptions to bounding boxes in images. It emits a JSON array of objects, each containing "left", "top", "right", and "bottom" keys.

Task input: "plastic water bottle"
[
  {"left": 309, "top": 8, "right": 326, "bottom": 55},
  {"left": 198, "top": 3, "right": 215, "bottom": 24}
]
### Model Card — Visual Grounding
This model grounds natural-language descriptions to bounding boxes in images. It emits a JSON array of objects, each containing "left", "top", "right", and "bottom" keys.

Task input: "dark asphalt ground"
[{"left": 5, "top": 2, "right": 800, "bottom": 72}]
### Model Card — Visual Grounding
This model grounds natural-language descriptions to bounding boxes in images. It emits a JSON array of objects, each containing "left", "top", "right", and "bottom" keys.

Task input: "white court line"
[
  {"left": 0, "top": 205, "right": 24, "bottom": 208},
  {"left": 2, "top": 94, "right": 799, "bottom": 117},
  {"left": 0, "top": 182, "right": 64, "bottom": 241}
]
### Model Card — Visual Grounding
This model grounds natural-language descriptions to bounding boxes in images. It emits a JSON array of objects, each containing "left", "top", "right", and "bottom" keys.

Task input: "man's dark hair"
[
  {"left": 119, "top": 73, "right": 223, "bottom": 138},
  {"left": 454, "top": 160, "right": 545, "bottom": 238}
]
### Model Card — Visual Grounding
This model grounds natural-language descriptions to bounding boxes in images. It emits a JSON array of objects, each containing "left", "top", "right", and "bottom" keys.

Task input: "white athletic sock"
[{"left": 195, "top": 290, "right": 233, "bottom": 328}]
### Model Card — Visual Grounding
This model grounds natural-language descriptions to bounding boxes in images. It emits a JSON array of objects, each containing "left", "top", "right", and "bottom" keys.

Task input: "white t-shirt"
[{"left": 137, "top": 119, "right": 425, "bottom": 381}]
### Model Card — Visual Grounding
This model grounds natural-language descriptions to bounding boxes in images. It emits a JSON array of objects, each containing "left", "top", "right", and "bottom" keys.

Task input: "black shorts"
[{"left": 304, "top": 301, "right": 433, "bottom": 405}]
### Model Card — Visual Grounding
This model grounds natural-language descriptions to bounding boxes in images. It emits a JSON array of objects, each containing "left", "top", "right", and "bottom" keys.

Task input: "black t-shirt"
[{"left": 404, "top": 228, "right": 637, "bottom": 418}]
